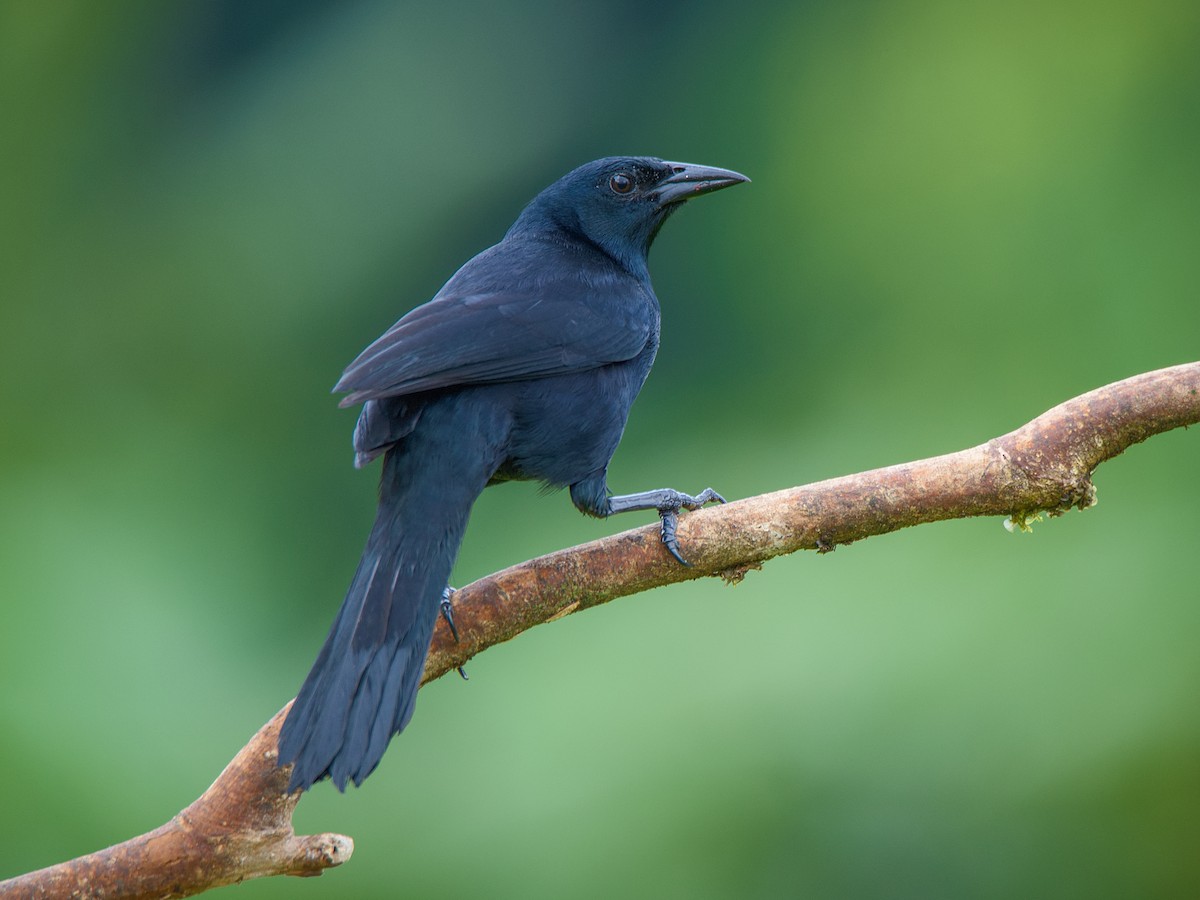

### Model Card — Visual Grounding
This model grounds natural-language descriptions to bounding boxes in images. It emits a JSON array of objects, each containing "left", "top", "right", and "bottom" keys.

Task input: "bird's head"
[{"left": 510, "top": 156, "right": 749, "bottom": 277}]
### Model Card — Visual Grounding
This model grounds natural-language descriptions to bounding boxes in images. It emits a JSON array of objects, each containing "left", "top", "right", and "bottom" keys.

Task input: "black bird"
[{"left": 278, "top": 156, "right": 748, "bottom": 791}]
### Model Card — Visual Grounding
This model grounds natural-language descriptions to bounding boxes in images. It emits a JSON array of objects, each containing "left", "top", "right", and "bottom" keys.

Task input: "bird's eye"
[{"left": 609, "top": 173, "right": 635, "bottom": 194}]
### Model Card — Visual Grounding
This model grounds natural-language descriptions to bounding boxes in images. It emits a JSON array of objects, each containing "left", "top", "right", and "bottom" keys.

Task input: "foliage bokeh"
[{"left": 2, "top": 2, "right": 1197, "bottom": 897}]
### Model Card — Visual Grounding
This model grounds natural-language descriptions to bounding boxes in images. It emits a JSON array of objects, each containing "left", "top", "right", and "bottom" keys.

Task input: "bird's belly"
[{"left": 492, "top": 364, "right": 645, "bottom": 488}]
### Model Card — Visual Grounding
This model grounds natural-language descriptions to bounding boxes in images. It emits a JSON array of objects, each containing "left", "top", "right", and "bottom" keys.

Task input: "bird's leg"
[
  {"left": 439, "top": 586, "right": 469, "bottom": 680},
  {"left": 606, "top": 487, "right": 725, "bottom": 566}
]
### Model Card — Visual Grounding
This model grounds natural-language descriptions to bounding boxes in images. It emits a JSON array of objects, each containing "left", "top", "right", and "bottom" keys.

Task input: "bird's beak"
[{"left": 655, "top": 161, "right": 750, "bottom": 206}]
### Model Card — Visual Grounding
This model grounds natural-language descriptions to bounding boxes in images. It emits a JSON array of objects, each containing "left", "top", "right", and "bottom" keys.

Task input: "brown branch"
[
  {"left": 423, "top": 360, "right": 1200, "bottom": 678},
  {"left": 4, "top": 361, "right": 1197, "bottom": 899},
  {"left": 0, "top": 705, "right": 350, "bottom": 899}
]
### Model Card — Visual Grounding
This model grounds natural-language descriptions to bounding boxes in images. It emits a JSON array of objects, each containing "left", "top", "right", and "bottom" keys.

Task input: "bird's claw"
[
  {"left": 657, "top": 488, "right": 725, "bottom": 567},
  {"left": 439, "top": 586, "right": 469, "bottom": 680},
  {"left": 439, "top": 587, "right": 461, "bottom": 642},
  {"left": 659, "top": 509, "right": 689, "bottom": 566}
]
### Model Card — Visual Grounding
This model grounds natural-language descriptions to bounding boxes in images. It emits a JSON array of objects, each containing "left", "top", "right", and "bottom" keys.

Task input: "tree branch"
[
  {"left": 4, "top": 361, "right": 1197, "bottom": 899},
  {"left": 0, "top": 705, "right": 350, "bottom": 899},
  {"left": 423, "top": 361, "right": 1200, "bottom": 678}
]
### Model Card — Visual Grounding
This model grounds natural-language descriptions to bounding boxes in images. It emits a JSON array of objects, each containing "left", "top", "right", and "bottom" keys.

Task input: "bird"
[{"left": 278, "top": 156, "right": 749, "bottom": 792}]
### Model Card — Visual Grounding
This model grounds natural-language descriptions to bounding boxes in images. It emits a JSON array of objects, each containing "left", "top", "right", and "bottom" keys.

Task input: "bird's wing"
[{"left": 334, "top": 286, "right": 654, "bottom": 406}]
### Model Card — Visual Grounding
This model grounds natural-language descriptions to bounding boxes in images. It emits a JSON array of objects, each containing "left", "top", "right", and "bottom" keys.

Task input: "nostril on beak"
[{"left": 671, "top": 166, "right": 685, "bottom": 173}]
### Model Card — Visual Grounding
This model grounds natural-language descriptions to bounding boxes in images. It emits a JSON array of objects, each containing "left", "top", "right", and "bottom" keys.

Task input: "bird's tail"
[{"left": 279, "top": 418, "right": 492, "bottom": 791}]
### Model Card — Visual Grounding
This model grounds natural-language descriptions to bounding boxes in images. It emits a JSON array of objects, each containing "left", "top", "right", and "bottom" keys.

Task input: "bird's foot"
[
  {"left": 439, "top": 586, "right": 469, "bottom": 680},
  {"left": 606, "top": 486, "right": 726, "bottom": 566},
  {"left": 656, "top": 487, "right": 725, "bottom": 566}
]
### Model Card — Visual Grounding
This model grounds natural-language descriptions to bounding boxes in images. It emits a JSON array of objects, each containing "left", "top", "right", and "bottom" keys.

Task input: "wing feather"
[{"left": 335, "top": 283, "right": 654, "bottom": 406}]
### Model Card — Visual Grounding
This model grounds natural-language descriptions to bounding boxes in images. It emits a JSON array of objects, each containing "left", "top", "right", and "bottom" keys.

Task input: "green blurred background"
[{"left": 2, "top": 1, "right": 1197, "bottom": 897}]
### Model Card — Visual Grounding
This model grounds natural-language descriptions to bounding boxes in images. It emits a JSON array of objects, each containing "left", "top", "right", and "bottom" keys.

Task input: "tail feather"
[{"left": 279, "top": 410, "right": 494, "bottom": 791}]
